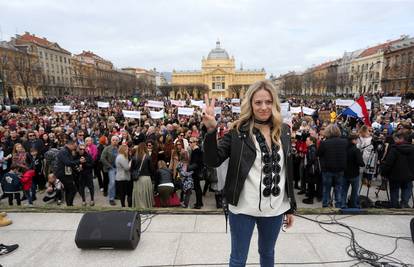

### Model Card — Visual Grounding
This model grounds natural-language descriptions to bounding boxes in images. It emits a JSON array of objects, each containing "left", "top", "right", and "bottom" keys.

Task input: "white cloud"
[{"left": 0, "top": 0, "right": 413, "bottom": 76}]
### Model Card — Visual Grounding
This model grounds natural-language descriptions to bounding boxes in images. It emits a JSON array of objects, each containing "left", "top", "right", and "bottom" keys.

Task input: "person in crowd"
[
  {"left": 97, "top": 136, "right": 107, "bottom": 193},
  {"left": 55, "top": 139, "right": 81, "bottom": 206},
  {"left": 75, "top": 130, "right": 85, "bottom": 145},
  {"left": 188, "top": 137, "right": 204, "bottom": 209},
  {"left": 357, "top": 125, "right": 377, "bottom": 186},
  {"left": 42, "top": 173, "right": 63, "bottom": 205},
  {"left": 20, "top": 168, "right": 35, "bottom": 206},
  {"left": 115, "top": 144, "right": 132, "bottom": 207},
  {"left": 380, "top": 130, "right": 414, "bottom": 208},
  {"left": 100, "top": 135, "right": 119, "bottom": 206},
  {"left": 26, "top": 147, "right": 45, "bottom": 199},
  {"left": 11, "top": 143, "right": 28, "bottom": 171},
  {"left": 343, "top": 134, "right": 365, "bottom": 208},
  {"left": 23, "top": 130, "right": 44, "bottom": 154},
  {"left": 131, "top": 142, "right": 154, "bottom": 208},
  {"left": 177, "top": 150, "right": 193, "bottom": 208},
  {"left": 302, "top": 136, "right": 319, "bottom": 204},
  {"left": 317, "top": 123, "right": 348, "bottom": 208},
  {"left": 1, "top": 164, "right": 22, "bottom": 206},
  {"left": 155, "top": 160, "right": 174, "bottom": 207},
  {"left": 203, "top": 80, "right": 295, "bottom": 267},
  {"left": 76, "top": 144, "right": 95, "bottom": 206}
]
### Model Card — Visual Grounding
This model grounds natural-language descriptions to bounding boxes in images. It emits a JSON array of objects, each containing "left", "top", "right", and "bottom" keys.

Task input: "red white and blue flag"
[{"left": 341, "top": 96, "right": 371, "bottom": 126}]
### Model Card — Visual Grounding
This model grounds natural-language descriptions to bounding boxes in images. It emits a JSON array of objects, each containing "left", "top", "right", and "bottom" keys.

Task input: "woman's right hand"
[{"left": 202, "top": 94, "right": 217, "bottom": 130}]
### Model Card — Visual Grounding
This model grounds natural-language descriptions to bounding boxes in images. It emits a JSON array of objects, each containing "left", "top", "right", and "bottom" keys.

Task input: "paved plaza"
[{"left": 0, "top": 213, "right": 413, "bottom": 267}]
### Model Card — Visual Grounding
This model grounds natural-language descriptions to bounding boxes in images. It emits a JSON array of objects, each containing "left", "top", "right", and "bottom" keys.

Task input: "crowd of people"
[{"left": 0, "top": 91, "right": 413, "bottom": 211}]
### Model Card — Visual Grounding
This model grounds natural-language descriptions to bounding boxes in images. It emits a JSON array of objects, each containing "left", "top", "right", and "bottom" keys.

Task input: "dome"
[{"left": 207, "top": 40, "right": 230, "bottom": 60}]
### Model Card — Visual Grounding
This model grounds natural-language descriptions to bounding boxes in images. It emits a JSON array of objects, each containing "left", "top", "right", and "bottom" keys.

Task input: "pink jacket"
[{"left": 86, "top": 144, "right": 98, "bottom": 161}]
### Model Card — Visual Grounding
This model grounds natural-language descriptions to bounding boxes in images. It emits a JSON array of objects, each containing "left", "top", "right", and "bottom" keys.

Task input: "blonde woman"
[
  {"left": 131, "top": 143, "right": 154, "bottom": 208},
  {"left": 115, "top": 145, "right": 132, "bottom": 207},
  {"left": 203, "top": 80, "right": 295, "bottom": 266}
]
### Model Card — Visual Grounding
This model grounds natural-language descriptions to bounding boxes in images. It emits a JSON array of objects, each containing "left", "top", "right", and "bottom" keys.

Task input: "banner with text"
[
  {"left": 232, "top": 106, "right": 241, "bottom": 113},
  {"left": 380, "top": 97, "right": 401, "bottom": 105},
  {"left": 170, "top": 100, "right": 186, "bottom": 107},
  {"left": 122, "top": 110, "right": 141, "bottom": 119},
  {"left": 97, "top": 101, "right": 110, "bottom": 108},
  {"left": 146, "top": 100, "right": 164, "bottom": 108},
  {"left": 150, "top": 109, "right": 165, "bottom": 119},
  {"left": 178, "top": 107, "right": 195, "bottom": 116},
  {"left": 53, "top": 105, "right": 71, "bottom": 113}
]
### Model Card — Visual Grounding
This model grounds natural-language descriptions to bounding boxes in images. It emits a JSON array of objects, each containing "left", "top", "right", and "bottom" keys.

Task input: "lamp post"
[{"left": 0, "top": 78, "right": 3, "bottom": 104}]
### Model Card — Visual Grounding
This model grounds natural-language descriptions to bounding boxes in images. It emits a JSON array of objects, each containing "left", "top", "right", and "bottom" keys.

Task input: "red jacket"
[{"left": 20, "top": 169, "right": 35, "bottom": 191}]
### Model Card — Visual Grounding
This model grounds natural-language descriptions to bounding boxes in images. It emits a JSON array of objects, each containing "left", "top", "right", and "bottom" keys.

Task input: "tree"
[
  {"left": 158, "top": 85, "right": 172, "bottom": 98},
  {"left": 12, "top": 51, "right": 41, "bottom": 99},
  {"left": 229, "top": 84, "right": 243, "bottom": 98}
]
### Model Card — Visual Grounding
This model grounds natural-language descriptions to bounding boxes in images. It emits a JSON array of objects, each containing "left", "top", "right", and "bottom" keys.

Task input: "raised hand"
[{"left": 202, "top": 94, "right": 217, "bottom": 130}]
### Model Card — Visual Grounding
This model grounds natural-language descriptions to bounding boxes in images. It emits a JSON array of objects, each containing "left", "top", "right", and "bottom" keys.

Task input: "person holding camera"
[{"left": 55, "top": 139, "right": 81, "bottom": 206}]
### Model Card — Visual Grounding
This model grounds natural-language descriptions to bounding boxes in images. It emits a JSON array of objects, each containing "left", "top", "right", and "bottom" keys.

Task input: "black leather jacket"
[{"left": 203, "top": 123, "right": 297, "bottom": 214}]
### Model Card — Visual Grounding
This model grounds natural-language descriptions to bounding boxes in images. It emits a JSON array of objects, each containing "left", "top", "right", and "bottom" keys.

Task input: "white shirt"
[{"left": 229, "top": 138, "right": 291, "bottom": 217}]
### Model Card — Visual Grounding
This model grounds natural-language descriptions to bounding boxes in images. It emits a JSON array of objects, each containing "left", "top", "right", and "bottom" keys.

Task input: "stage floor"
[{"left": 0, "top": 213, "right": 413, "bottom": 267}]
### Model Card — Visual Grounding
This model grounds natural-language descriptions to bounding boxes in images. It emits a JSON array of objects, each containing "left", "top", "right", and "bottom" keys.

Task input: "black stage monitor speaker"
[{"left": 75, "top": 211, "right": 141, "bottom": 249}]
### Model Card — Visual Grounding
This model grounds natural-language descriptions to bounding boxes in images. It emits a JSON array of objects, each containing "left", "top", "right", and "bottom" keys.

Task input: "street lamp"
[{"left": 0, "top": 78, "right": 3, "bottom": 104}]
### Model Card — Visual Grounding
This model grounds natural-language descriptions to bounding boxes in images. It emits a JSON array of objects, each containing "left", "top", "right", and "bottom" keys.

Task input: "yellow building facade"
[{"left": 172, "top": 41, "right": 266, "bottom": 99}]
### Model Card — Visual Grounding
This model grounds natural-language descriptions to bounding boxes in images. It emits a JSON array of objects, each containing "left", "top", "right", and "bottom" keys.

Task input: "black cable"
[
  {"left": 295, "top": 214, "right": 413, "bottom": 267},
  {"left": 137, "top": 214, "right": 413, "bottom": 267}
]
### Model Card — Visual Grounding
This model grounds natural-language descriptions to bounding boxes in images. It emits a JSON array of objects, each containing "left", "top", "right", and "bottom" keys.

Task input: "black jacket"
[
  {"left": 344, "top": 142, "right": 365, "bottom": 178},
  {"left": 75, "top": 152, "right": 94, "bottom": 180},
  {"left": 317, "top": 137, "right": 348, "bottom": 173},
  {"left": 380, "top": 143, "right": 414, "bottom": 183},
  {"left": 131, "top": 154, "right": 153, "bottom": 179},
  {"left": 189, "top": 147, "right": 203, "bottom": 179},
  {"left": 203, "top": 123, "right": 296, "bottom": 214},
  {"left": 55, "top": 146, "right": 80, "bottom": 180},
  {"left": 155, "top": 167, "right": 173, "bottom": 186}
]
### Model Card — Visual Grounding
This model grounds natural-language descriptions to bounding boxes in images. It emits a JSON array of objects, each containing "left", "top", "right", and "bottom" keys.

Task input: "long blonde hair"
[{"left": 232, "top": 80, "right": 283, "bottom": 143}]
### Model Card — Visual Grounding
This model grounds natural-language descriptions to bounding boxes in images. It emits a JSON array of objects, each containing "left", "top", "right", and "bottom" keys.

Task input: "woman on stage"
[{"left": 202, "top": 80, "right": 296, "bottom": 267}]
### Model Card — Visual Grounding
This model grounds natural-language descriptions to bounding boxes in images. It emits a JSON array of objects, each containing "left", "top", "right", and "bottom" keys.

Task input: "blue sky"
[{"left": 1, "top": 0, "right": 413, "bottom": 76}]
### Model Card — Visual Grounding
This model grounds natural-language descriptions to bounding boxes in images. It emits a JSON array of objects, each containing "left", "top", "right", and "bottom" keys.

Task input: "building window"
[
  {"left": 39, "top": 51, "right": 43, "bottom": 58},
  {"left": 60, "top": 56, "right": 62, "bottom": 62},
  {"left": 64, "top": 57, "right": 67, "bottom": 64},
  {"left": 45, "top": 53, "right": 48, "bottom": 59}
]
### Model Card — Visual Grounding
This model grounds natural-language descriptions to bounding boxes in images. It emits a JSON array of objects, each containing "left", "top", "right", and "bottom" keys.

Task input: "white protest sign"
[
  {"left": 170, "top": 100, "right": 186, "bottom": 107},
  {"left": 150, "top": 109, "right": 165, "bottom": 119},
  {"left": 53, "top": 105, "right": 71, "bottom": 113},
  {"left": 146, "top": 100, "right": 164, "bottom": 108},
  {"left": 280, "top": 102, "right": 290, "bottom": 110},
  {"left": 365, "top": 101, "right": 372, "bottom": 110},
  {"left": 380, "top": 97, "right": 401, "bottom": 105},
  {"left": 69, "top": 109, "right": 78, "bottom": 114},
  {"left": 191, "top": 100, "right": 205, "bottom": 108},
  {"left": 409, "top": 100, "right": 414, "bottom": 108},
  {"left": 214, "top": 107, "right": 222, "bottom": 115},
  {"left": 231, "top": 98, "right": 240, "bottom": 104},
  {"left": 178, "top": 107, "right": 194, "bottom": 116},
  {"left": 97, "top": 101, "right": 110, "bottom": 108},
  {"left": 290, "top": 106, "right": 302, "bottom": 114},
  {"left": 302, "top": 107, "right": 316, "bottom": 115},
  {"left": 55, "top": 102, "right": 63, "bottom": 106},
  {"left": 80, "top": 101, "right": 85, "bottom": 105},
  {"left": 122, "top": 110, "right": 141, "bottom": 119},
  {"left": 335, "top": 99, "right": 354, "bottom": 106},
  {"left": 232, "top": 106, "right": 241, "bottom": 113}
]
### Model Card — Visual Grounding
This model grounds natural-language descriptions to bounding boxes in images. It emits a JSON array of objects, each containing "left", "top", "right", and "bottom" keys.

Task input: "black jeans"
[
  {"left": 116, "top": 180, "right": 133, "bottom": 207},
  {"left": 79, "top": 175, "right": 95, "bottom": 202},
  {"left": 102, "top": 171, "right": 109, "bottom": 194},
  {"left": 61, "top": 177, "right": 77, "bottom": 206},
  {"left": 94, "top": 163, "right": 104, "bottom": 189},
  {"left": 193, "top": 177, "right": 203, "bottom": 206},
  {"left": 6, "top": 193, "right": 21, "bottom": 206},
  {"left": 43, "top": 190, "right": 63, "bottom": 202}
]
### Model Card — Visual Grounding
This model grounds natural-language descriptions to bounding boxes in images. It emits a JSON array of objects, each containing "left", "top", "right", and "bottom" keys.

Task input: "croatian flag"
[{"left": 341, "top": 96, "right": 371, "bottom": 126}]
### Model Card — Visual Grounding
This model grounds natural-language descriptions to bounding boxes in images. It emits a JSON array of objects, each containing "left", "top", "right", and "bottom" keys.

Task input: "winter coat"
[
  {"left": 55, "top": 146, "right": 80, "bottom": 180},
  {"left": 380, "top": 143, "right": 414, "bottom": 183},
  {"left": 317, "top": 137, "right": 348, "bottom": 173},
  {"left": 21, "top": 169, "right": 35, "bottom": 191},
  {"left": 344, "top": 142, "right": 365, "bottom": 178},
  {"left": 155, "top": 167, "right": 173, "bottom": 186},
  {"left": 115, "top": 154, "right": 131, "bottom": 181},
  {"left": 100, "top": 145, "right": 118, "bottom": 172},
  {"left": 1, "top": 171, "right": 21, "bottom": 192}
]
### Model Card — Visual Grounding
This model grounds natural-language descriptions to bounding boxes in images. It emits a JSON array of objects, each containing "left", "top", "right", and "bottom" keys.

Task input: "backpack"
[{"left": 44, "top": 148, "right": 61, "bottom": 175}]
